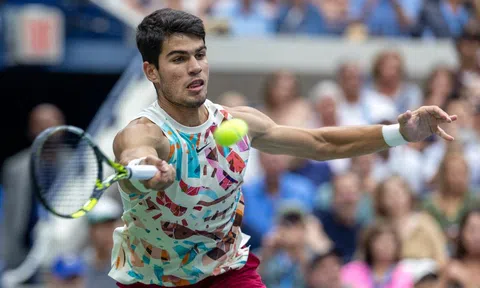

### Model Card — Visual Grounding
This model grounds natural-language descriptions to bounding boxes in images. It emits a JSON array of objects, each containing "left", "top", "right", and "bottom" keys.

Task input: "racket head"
[{"left": 30, "top": 125, "right": 104, "bottom": 218}]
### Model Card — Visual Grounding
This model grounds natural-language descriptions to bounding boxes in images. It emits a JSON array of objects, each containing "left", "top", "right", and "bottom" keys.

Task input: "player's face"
[{"left": 153, "top": 34, "right": 209, "bottom": 109}]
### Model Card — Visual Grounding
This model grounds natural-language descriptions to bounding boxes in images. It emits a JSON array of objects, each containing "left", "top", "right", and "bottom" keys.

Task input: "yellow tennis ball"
[{"left": 214, "top": 118, "right": 249, "bottom": 146}]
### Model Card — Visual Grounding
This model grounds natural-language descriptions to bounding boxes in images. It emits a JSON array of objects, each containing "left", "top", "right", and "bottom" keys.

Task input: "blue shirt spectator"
[
  {"left": 242, "top": 173, "right": 316, "bottom": 250},
  {"left": 212, "top": 0, "right": 274, "bottom": 36},
  {"left": 275, "top": 1, "right": 324, "bottom": 35},
  {"left": 351, "top": 0, "right": 423, "bottom": 37},
  {"left": 415, "top": 0, "right": 471, "bottom": 38},
  {"left": 314, "top": 209, "right": 364, "bottom": 264}
]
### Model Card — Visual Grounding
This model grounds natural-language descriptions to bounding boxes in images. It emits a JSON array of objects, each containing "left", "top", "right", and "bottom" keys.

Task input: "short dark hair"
[{"left": 136, "top": 8, "right": 206, "bottom": 68}]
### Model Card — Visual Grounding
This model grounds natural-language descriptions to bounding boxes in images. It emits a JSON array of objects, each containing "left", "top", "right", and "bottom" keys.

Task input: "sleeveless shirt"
[{"left": 108, "top": 100, "right": 251, "bottom": 286}]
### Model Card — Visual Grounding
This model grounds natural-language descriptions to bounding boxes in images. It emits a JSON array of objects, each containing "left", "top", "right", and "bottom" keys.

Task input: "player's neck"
[{"left": 157, "top": 98, "right": 209, "bottom": 127}]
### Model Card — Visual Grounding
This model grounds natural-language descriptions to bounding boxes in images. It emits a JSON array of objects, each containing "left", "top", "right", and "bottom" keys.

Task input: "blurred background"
[{"left": 1, "top": 0, "right": 480, "bottom": 287}]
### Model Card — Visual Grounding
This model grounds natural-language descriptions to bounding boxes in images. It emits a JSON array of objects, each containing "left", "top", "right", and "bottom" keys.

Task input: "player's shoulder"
[{"left": 119, "top": 117, "right": 163, "bottom": 137}]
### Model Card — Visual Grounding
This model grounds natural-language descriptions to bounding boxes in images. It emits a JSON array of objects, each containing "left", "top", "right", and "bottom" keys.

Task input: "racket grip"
[{"left": 128, "top": 165, "right": 158, "bottom": 180}]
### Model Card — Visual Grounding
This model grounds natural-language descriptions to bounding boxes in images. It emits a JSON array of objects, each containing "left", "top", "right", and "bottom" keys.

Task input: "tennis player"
[{"left": 110, "top": 8, "right": 457, "bottom": 288}]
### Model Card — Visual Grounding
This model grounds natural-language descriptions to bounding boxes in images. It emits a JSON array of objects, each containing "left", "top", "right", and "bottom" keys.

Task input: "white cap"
[{"left": 87, "top": 196, "right": 122, "bottom": 224}]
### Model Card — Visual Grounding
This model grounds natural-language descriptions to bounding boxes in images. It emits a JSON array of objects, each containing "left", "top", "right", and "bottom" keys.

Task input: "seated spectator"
[
  {"left": 414, "top": 0, "right": 473, "bottom": 38},
  {"left": 423, "top": 148, "right": 479, "bottom": 251},
  {"left": 422, "top": 66, "right": 456, "bottom": 109},
  {"left": 262, "top": 69, "right": 313, "bottom": 128},
  {"left": 211, "top": 0, "right": 274, "bottom": 36},
  {"left": 83, "top": 196, "right": 122, "bottom": 288},
  {"left": 336, "top": 61, "right": 369, "bottom": 126},
  {"left": 351, "top": 0, "right": 423, "bottom": 37},
  {"left": 363, "top": 49, "right": 422, "bottom": 124},
  {"left": 47, "top": 254, "right": 86, "bottom": 288},
  {"left": 341, "top": 221, "right": 414, "bottom": 288},
  {"left": 314, "top": 172, "right": 367, "bottom": 263},
  {"left": 274, "top": 0, "right": 324, "bottom": 35},
  {"left": 375, "top": 176, "right": 448, "bottom": 266},
  {"left": 454, "top": 23, "right": 480, "bottom": 97},
  {"left": 242, "top": 152, "right": 316, "bottom": 250},
  {"left": 315, "top": 0, "right": 351, "bottom": 35},
  {"left": 436, "top": 207, "right": 480, "bottom": 287},
  {"left": 306, "top": 246, "right": 346, "bottom": 288},
  {"left": 259, "top": 204, "right": 330, "bottom": 288}
]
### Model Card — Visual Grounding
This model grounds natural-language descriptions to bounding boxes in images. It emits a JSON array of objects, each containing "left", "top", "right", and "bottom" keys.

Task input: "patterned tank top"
[{"left": 108, "top": 100, "right": 251, "bottom": 286}]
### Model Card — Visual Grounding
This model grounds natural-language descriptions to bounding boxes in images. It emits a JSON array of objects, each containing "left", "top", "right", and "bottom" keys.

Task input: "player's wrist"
[{"left": 382, "top": 124, "right": 408, "bottom": 147}]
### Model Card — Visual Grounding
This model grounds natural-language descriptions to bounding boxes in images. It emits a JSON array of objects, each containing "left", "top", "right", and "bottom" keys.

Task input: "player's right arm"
[{"left": 113, "top": 118, "right": 175, "bottom": 191}]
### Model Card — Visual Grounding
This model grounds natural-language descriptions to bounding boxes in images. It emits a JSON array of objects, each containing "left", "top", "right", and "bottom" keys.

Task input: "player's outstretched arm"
[
  {"left": 227, "top": 106, "right": 457, "bottom": 161},
  {"left": 113, "top": 118, "right": 175, "bottom": 190}
]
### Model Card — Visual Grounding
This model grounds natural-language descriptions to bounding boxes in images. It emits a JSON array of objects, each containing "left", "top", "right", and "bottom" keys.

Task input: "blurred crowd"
[
  {"left": 129, "top": 0, "right": 480, "bottom": 39},
  {"left": 1, "top": 1, "right": 480, "bottom": 288}
]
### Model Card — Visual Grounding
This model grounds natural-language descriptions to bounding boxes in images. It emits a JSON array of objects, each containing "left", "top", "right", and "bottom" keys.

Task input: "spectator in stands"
[
  {"left": 454, "top": 23, "right": 480, "bottom": 96},
  {"left": 262, "top": 69, "right": 312, "bottom": 128},
  {"left": 274, "top": 0, "right": 324, "bottom": 35},
  {"left": 351, "top": 0, "right": 423, "bottom": 37},
  {"left": 315, "top": 0, "right": 351, "bottom": 35},
  {"left": 242, "top": 152, "right": 316, "bottom": 251},
  {"left": 350, "top": 154, "right": 378, "bottom": 196},
  {"left": 363, "top": 49, "right": 422, "bottom": 124},
  {"left": 341, "top": 221, "right": 414, "bottom": 288},
  {"left": 414, "top": 0, "right": 474, "bottom": 38},
  {"left": 422, "top": 99, "right": 480, "bottom": 191},
  {"left": 374, "top": 176, "right": 448, "bottom": 266},
  {"left": 0, "top": 103, "right": 65, "bottom": 285},
  {"left": 259, "top": 204, "right": 330, "bottom": 288},
  {"left": 47, "top": 254, "right": 86, "bottom": 288},
  {"left": 423, "top": 66, "right": 456, "bottom": 109},
  {"left": 314, "top": 172, "right": 366, "bottom": 263},
  {"left": 83, "top": 196, "right": 122, "bottom": 288},
  {"left": 336, "top": 61, "right": 369, "bottom": 126},
  {"left": 306, "top": 246, "right": 346, "bottom": 288},
  {"left": 437, "top": 207, "right": 480, "bottom": 287},
  {"left": 211, "top": 0, "right": 274, "bottom": 36},
  {"left": 423, "top": 148, "right": 479, "bottom": 251}
]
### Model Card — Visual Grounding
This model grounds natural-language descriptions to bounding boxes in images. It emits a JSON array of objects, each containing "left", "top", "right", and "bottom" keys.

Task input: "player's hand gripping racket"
[{"left": 30, "top": 125, "right": 158, "bottom": 218}]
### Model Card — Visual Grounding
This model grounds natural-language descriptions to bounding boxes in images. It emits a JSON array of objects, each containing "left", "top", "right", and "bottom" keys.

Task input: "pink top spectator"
[{"left": 341, "top": 261, "right": 414, "bottom": 288}]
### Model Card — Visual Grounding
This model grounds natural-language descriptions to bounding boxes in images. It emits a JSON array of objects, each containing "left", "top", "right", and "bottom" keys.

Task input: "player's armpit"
[{"left": 113, "top": 117, "right": 170, "bottom": 166}]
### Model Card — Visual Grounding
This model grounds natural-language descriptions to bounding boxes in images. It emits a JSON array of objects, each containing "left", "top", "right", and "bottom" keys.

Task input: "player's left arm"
[{"left": 226, "top": 105, "right": 457, "bottom": 161}]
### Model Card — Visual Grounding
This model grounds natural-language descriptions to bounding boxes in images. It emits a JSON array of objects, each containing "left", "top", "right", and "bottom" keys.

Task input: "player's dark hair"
[{"left": 136, "top": 8, "right": 206, "bottom": 69}]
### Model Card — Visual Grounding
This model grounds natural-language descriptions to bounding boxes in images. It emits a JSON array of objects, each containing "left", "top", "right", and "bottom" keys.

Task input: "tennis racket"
[{"left": 30, "top": 125, "right": 158, "bottom": 219}]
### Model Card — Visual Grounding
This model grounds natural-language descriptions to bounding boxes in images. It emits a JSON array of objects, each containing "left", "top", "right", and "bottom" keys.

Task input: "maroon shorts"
[{"left": 116, "top": 252, "right": 266, "bottom": 288}]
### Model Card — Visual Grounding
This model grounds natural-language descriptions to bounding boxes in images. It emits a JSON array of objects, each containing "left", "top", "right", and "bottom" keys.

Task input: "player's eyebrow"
[{"left": 166, "top": 45, "right": 207, "bottom": 58}]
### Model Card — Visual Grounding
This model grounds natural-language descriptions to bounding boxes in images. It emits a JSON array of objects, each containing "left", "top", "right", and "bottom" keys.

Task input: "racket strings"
[{"left": 34, "top": 130, "right": 99, "bottom": 215}]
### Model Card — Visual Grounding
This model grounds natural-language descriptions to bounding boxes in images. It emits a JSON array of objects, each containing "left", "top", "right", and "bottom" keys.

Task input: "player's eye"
[
  {"left": 196, "top": 53, "right": 206, "bottom": 60},
  {"left": 172, "top": 57, "right": 185, "bottom": 63}
]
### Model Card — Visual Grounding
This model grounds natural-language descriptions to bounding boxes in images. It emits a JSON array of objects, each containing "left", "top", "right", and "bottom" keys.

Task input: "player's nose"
[{"left": 188, "top": 58, "right": 202, "bottom": 76}]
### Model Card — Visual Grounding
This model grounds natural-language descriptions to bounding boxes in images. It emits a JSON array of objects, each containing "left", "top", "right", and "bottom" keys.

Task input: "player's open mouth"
[{"left": 187, "top": 79, "right": 205, "bottom": 92}]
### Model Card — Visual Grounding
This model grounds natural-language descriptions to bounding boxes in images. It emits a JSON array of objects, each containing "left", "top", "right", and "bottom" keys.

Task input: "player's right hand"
[{"left": 140, "top": 155, "right": 176, "bottom": 190}]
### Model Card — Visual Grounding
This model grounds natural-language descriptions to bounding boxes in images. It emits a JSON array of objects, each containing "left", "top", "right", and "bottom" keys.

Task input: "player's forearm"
[{"left": 311, "top": 125, "right": 391, "bottom": 160}]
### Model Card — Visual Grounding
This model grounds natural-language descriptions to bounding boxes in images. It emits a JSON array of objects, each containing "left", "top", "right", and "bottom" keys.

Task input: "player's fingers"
[
  {"left": 426, "top": 106, "right": 452, "bottom": 122},
  {"left": 436, "top": 126, "right": 455, "bottom": 141},
  {"left": 397, "top": 110, "right": 412, "bottom": 124}
]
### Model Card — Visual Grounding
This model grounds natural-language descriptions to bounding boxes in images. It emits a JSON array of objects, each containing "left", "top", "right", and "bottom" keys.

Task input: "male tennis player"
[{"left": 111, "top": 8, "right": 457, "bottom": 288}]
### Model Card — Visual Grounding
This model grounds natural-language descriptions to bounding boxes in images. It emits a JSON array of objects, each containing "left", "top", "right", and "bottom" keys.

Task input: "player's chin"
[{"left": 185, "top": 93, "right": 207, "bottom": 108}]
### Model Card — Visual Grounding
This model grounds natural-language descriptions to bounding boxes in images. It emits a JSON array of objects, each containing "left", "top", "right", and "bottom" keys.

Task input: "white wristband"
[
  {"left": 382, "top": 124, "right": 408, "bottom": 147},
  {"left": 128, "top": 157, "right": 147, "bottom": 167}
]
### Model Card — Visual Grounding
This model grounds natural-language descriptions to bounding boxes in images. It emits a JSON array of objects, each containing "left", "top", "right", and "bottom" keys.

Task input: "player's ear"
[{"left": 143, "top": 62, "right": 160, "bottom": 85}]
